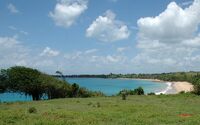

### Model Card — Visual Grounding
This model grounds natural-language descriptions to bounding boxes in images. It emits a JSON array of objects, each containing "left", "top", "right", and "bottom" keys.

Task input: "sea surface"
[{"left": 0, "top": 78, "right": 168, "bottom": 102}]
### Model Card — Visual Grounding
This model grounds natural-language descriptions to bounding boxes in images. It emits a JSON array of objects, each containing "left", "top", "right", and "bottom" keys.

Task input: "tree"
[
  {"left": 71, "top": 83, "right": 79, "bottom": 97},
  {"left": 121, "top": 91, "right": 127, "bottom": 100},
  {"left": 56, "top": 71, "right": 65, "bottom": 81},
  {"left": 134, "top": 87, "right": 144, "bottom": 95},
  {"left": 0, "top": 69, "right": 8, "bottom": 93},
  {"left": 191, "top": 75, "right": 200, "bottom": 95},
  {"left": 7, "top": 66, "right": 45, "bottom": 100},
  {"left": 40, "top": 73, "right": 71, "bottom": 99},
  {"left": 78, "top": 87, "right": 90, "bottom": 97},
  {"left": 1, "top": 66, "right": 105, "bottom": 100}
]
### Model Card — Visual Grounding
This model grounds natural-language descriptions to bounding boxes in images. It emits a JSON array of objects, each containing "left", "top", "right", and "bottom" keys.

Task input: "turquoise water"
[
  {"left": 0, "top": 78, "right": 167, "bottom": 102},
  {"left": 66, "top": 78, "right": 167, "bottom": 95},
  {"left": 0, "top": 93, "right": 32, "bottom": 102}
]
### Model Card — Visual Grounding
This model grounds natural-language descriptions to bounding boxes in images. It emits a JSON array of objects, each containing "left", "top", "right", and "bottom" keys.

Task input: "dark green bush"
[
  {"left": 179, "top": 91, "right": 185, "bottom": 94},
  {"left": 193, "top": 84, "right": 200, "bottom": 95},
  {"left": 0, "top": 69, "right": 8, "bottom": 93},
  {"left": 28, "top": 107, "right": 37, "bottom": 113},
  {"left": 191, "top": 75, "right": 200, "bottom": 95},
  {"left": 134, "top": 87, "right": 144, "bottom": 95},
  {"left": 121, "top": 91, "right": 127, "bottom": 100},
  {"left": 96, "top": 102, "right": 101, "bottom": 107},
  {"left": 118, "top": 87, "right": 145, "bottom": 96},
  {"left": 71, "top": 83, "right": 79, "bottom": 97},
  {"left": 147, "top": 92, "right": 155, "bottom": 95}
]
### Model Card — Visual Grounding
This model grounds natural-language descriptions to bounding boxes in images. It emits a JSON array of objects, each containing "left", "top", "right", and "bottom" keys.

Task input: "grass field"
[{"left": 1, "top": 94, "right": 200, "bottom": 125}]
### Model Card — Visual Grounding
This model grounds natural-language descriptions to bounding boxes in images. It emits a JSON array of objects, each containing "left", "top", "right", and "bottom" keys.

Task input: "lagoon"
[{"left": 66, "top": 78, "right": 167, "bottom": 95}]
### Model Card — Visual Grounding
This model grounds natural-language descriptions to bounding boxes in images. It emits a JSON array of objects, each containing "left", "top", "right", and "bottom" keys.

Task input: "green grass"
[{"left": 1, "top": 94, "right": 200, "bottom": 125}]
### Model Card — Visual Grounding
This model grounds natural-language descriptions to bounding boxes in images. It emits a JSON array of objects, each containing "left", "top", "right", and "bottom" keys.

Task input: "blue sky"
[{"left": 0, "top": 0, "right": 200, "bottom": 74}]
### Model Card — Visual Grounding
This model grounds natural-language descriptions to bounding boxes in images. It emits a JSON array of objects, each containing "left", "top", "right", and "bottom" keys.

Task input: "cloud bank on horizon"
[{"left": 0, "top": 0, "right": 200, "bottom": 74}]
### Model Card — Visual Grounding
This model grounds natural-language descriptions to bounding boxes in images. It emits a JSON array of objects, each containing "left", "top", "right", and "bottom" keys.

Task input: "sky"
[{"left": 0, "top": 0, "right": 200, "bottom": 74}]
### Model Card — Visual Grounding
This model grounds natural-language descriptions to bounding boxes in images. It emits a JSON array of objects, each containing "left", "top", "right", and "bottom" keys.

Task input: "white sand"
[{"left": 172, "top": 82, "right": 193, "bottom": 93}]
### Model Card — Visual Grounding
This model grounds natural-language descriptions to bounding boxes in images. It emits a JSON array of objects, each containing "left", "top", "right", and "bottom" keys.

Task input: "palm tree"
[{"left": 56, "top": 71, "right": 65, "bottom": 81}]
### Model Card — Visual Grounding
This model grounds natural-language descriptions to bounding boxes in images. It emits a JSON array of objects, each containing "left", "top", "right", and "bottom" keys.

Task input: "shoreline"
[{"left": 117, "top": 78, "right": 194, "bottom": 94}]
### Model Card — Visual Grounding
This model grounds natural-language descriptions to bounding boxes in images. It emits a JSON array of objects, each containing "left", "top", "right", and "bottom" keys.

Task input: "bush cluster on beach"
[
  {"left": 118, "top": 87, "right": 145, "bottom": 96},
  {"left": 0, "top": 66, "right": 104, "bottom": 101}
]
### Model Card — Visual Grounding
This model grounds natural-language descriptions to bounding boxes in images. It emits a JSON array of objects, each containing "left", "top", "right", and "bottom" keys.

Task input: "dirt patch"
[{"left": 178, "top": 114, "right": 193, "bottom": 117}]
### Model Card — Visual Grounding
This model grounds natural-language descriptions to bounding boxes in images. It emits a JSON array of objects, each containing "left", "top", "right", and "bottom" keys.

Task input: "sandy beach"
[
  {"left": 118, "top": 78, "right": 164, "bottom": 82},
  {"left": 172, "top": 82, "right": 193, "bottom": 93}
]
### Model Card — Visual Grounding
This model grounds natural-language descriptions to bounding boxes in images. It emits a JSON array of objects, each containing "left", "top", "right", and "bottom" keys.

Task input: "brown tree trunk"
[{"left": 32, "top": 93, "right": 40, "bottom": 101}]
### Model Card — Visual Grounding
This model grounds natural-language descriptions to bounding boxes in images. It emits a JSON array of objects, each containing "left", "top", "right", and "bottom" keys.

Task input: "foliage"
[
  {"left": 78, "top": 87, "right": 91, "bottom": 98},
  {"left": 147, "top": 92, "right": 156, "bottom": 95},
  {"left": 179, "top": 91, "right": 185, "bottom": 94},
  {"left": 0, "top": 66, "right": 105, "bottom": 101},
  {"left": 39, "top": 73, "right": 71, "bottom": 99},
  {"left": 190, "top": 74, "right": 200, "bottom": 95},
  {"left": 96, "top": 102, "right": 101, "bottom": 107},
  {"left": 28, "top": 107, "right": 37, "bottom": 113},
  {"left": 121, "top": 91, "right": 127, "bottom": 100},
  {"left": 6, "top": 66, "right": 44, "bottom": 100},
  {"left": 118, "top": 87, "right": 144, "bottom": 96},
  {"left": 0, "top": 69, "right": 8, "bottom": 93},
  {"left": 71, "top": 83, "right": 79, "bottom": 97},
  {"left": 134, "top": 87, "right": 144, "bottom": 95}
]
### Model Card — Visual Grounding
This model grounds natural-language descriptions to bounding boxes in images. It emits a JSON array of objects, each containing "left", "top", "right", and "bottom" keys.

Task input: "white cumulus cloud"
[
  {"left": 0, "top": 36, "right": 29, "bottom": 68},
  {"left": 84, "top": 49, "right": 98, "bottom": 54},
  {"left": 7, "top": 3, "right": 19, "bottom": 13},
  {"left": 133, "top": 0, "right": 200, "bottom": 73},
  {"left": 49, "top": 0, "right": 88, "bottom": 28},
  {"left": 40, "top": 47, "right": 60, "bottom": 57},
  {"left": 137, "top": 0, "right": 200, "bottom": 43},
  {"left": 86, "top": 10, "right": 130, "bottom": 42}
]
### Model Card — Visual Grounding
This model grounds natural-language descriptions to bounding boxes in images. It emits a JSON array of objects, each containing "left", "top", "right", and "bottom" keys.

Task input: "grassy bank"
[{"left": 1, "top": 94, "right": 200, "bottom": 125}]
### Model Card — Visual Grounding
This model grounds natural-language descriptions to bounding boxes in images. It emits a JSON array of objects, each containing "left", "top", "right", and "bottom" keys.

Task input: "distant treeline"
[
  {"left": 53, "top": 72, "right": 200, "bottom": 83},
  {"left": 53, "top": 74, "right": 109, "bottom": 78}
]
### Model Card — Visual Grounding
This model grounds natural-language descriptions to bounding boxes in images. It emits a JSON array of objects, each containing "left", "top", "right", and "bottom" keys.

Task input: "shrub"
[
  {"left": 96, "top": 102, "right": 101, "bottom": 107},
  {"left": 133, "top": 87, "right": 144, "bottom": 95},
  {"left": 78, "top": 87, "right": 105, "bottom": 98},
  {"left": 148, "top": 92, "right": 155, "bottom": 95},
  {"left": 78, "top": 87, "right": 91, "bottom": 98},
  {"left": 179, "top": 91, "right": 185, "bottom": 94},
  {"left": 193, "top": 84, "right": 200, "bottom": 95},
  {"left": 71, "top": 83, "right": 79, "bottom": 97},
  {"left": 121, "top": 91, "right": 127, "bottom": 100},
  {"left": 28, "top": 107, "right": 37, "bottom": 113},
  {"left": 191, "top": 75, "right": 200, "bottom": 95},
  {"left": 118, "top": 87, "right": 145, "bottom": 96}
]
